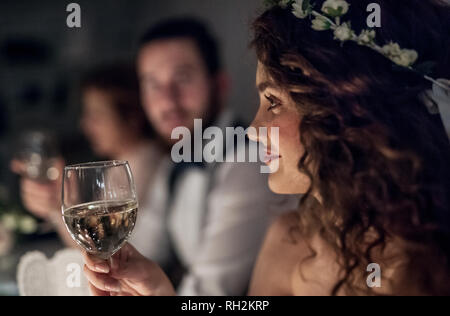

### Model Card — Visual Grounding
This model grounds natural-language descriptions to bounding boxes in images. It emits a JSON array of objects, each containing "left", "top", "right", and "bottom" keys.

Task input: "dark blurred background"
[
  {"left": 0, "top": 0, "right": 263, "bottom": 202},
  {"left": 0, "top": 0, "right": 264, "bottom": 294}
]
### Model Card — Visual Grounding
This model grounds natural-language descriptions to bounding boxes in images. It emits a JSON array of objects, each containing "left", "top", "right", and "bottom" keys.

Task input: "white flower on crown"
[
  {"left": 357, "top": 29, "right": 376, "bottom": 45},
  {"left": 272, "top": 0, "right": 447, "bottom": 99},
  {"left": 381, "top": 42, "right": 402, "bottom": 57},
  {"left": 292, "top": 0, "right": 309, "bottom": 19},
  {"left": 321, "top": 0, "right": 349, "bottom": 17},
  {"left": 392, "top": 49, "right": 419, "bottom": 67},
  {"left": 334, "top": 22, "right": 353, "bottom": 41},
  {"left": 312, "top": 16, "right": 331, "bottom": 31},
  {"left": 382, "top": 42, "right": 418, "bottom": 67}
]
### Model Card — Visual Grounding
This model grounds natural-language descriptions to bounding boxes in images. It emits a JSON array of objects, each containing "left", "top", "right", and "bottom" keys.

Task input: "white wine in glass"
[{"left": 62, "top": 161, "right": 138, "bottom": 260}]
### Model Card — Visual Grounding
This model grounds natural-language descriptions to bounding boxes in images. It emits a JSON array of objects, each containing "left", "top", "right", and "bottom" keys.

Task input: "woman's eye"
[{"left": 265, "top": 95, "right": 281, "bottom": 112}]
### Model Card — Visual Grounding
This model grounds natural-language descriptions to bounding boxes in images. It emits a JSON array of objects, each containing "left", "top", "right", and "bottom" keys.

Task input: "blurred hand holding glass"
[
  {"left": 62, "top": 161, "right": 138, "bottom": 260},
  {"left": 13, "top": 130, "right": 61, "bottom": 182}
]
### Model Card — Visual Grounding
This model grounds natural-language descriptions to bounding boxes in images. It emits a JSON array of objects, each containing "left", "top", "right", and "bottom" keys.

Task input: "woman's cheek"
[{"left": 274, "top": 113, "right": 301, "bottom": 149}]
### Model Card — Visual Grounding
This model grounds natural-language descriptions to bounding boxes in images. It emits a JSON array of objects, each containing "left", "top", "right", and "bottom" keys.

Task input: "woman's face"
[
  {"left": 81, "top": 88, "right": 134, "bottom": 157},
  {"left": 249, "top": 62, "right": 311, "bottom": 195}
]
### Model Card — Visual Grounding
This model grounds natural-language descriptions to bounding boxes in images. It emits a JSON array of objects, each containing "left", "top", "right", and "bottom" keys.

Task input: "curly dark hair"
[{"left": 252, "top": 0, "right": 450, "bottom": 295}]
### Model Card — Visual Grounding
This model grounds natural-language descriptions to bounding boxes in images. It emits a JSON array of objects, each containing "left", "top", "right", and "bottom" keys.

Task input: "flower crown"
[{"left": 264, "top": 0, "right": 449, "bottom": 92}]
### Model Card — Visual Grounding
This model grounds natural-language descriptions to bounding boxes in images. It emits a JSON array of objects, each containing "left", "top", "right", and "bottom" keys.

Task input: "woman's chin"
[{"left": 268, "top": 173, "right": 305, "bottom": 195}]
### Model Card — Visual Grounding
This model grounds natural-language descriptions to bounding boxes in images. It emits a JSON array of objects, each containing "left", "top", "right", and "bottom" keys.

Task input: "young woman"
[
  {"left": 80, "top": 64, "right": 163, "bottom": 202},
  {"left": 12, "top": 64, "right": 164, "bottom": 248},
  {"left": 84, "top": 0, "right": 450, "bottom": 295}
]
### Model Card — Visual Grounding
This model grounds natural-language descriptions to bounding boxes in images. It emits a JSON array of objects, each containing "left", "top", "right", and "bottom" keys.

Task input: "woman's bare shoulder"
[
  {"left": 249, "top": 211, "right": 309, "bottom": 296},
  {"left": 265, "top": 212, "right": 341, "bottom": 296},
  {"left": 269, "top": 211, "right": 300, "bottom": 236},
  {"left": 251, "top": 212, "right": 429, "bottom": 296}
]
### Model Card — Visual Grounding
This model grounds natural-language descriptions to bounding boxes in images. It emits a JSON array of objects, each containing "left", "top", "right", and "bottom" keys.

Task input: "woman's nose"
[
  {"left": 247, "top": 120, "right": 269, "bottom": 147},
  {"left": 247, "top": 123, "right": 259, "bottom": 143}
]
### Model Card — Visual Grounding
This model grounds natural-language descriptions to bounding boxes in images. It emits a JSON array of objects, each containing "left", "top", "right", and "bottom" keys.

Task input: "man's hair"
[{"left": 139, "top": 17, "right": 222, "bottom": 75}]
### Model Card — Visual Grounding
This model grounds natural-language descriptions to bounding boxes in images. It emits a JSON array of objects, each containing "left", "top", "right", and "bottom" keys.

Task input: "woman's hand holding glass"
[{"left": 83, "top": 243, "right": 175, "bottom": 296}]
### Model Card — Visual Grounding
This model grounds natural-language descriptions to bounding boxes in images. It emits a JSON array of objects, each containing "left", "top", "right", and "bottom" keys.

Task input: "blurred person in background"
[
  {"left": 11, "top": 64, "right": 164, "bottom": 248},
  {"left": 80, "top": 64, "right": 163, "bottom": 201},
  {"left": 99, "top": 17, "right": 298, "bottom": 296}
]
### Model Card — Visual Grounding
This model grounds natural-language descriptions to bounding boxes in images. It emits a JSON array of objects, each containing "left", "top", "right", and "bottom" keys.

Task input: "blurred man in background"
[{"left": 132, "top": 18, "right": 299, "bottom": 295}]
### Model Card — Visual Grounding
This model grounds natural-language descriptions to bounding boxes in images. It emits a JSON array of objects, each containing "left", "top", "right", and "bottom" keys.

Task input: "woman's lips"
[{"left": 263, "top": 151, "right": 281, "bottom": 165}]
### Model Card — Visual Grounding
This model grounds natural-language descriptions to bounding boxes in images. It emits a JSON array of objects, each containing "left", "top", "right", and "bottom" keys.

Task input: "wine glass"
[
  {"left": 62, "top": 161, "right": 138, "bottom": 260},
  {"left": 14, "top": 129, "right": 61, "bottom": 182}
]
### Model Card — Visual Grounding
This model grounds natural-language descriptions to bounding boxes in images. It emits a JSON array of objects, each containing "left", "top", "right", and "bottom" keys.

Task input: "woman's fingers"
[
  {"left": 110, "top": 243, "right": 137, "bottom": 276},
  {"left": 20, "top": 178, "right": 61, "bottom": 218},
  {"left": 21, "top": 189, "right": 55, "bottom": 207},
  {"left": 110, "top": 243, "right": 139, "bottom": 278},
  {"left": 84, "top": 264, "right": 120, "bottom": 292},
  {"left": 113, "top": 291, "right": 134, "bottom": 297},
  {"left": 115, "top": 282, "right": 140, "bottom": 296},
  {"left": 13, "top": 157, "right": 65, "bottom": 218},
  {"left": 110, "top": 248, "right": 122, "bottom": 274},
  {"left": 88, "top": 282, "right": 110, "bottom": 296},
  {"left": 21, "top": 191, "right": 58, "bottom": 218},
  {"left": 10, "top": 159, "right": 26, "bottom": 174},
  {"left": 83, "top": 244, "right": 176, "bottom": 296},
  {"left": 21, "top": 179, "right": 57, "bottom": 198},
  {"left": 21, "top": 198, "right": 52, "bottom": 218},
  {"left": 82, "top": 252, "right": 110, "bottom": 274},
  {"left": 11, "top": 157, "right": 65, "bottom": 178}
]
